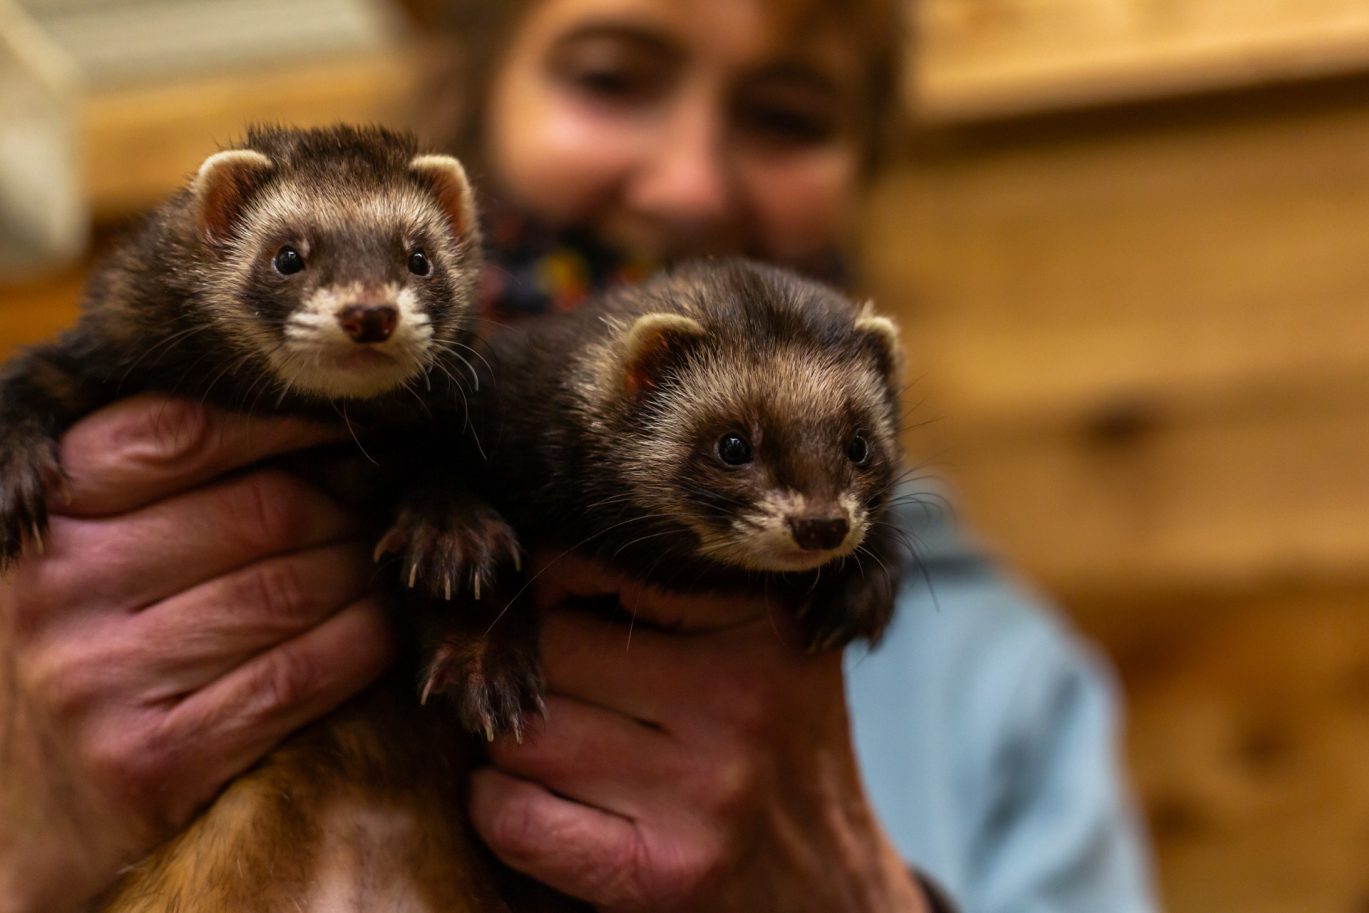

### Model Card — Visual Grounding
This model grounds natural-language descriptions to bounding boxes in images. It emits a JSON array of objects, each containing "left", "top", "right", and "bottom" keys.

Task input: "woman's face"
[{"left": 484, "top": 0, "right": 866, "bottom": 266}]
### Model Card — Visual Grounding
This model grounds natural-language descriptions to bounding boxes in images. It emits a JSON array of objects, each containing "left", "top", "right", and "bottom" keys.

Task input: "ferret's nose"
[
  {"left": 788, "top": 516, "right": 850, "bottom": 551},
  {"left": 337, "top": 304, "right": 398, "bottom": 343}
]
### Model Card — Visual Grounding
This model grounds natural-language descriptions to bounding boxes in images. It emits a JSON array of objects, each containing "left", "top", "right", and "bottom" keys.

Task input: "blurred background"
[{"left": 2, "top": 1, "right": 1368, "bottom": 910}]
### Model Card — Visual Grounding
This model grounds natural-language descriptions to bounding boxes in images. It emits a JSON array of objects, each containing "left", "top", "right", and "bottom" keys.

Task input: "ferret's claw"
[
  {"left": 423, "top": 634, "right": 546, "bottom": 740},
  {"left": 0, "top": 437, "right": 61, "bottom": 570},
  {"left": 381, "top": 499, "right": 522, "bottom": 601},
  {"left": 372, "top": 530, "right": 402, "bottom": 564}
]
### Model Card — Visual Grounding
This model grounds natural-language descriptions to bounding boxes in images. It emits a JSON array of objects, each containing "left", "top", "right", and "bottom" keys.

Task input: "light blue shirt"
[{"left": 846, "top": 492, "right": 1158, "bottom": 912}]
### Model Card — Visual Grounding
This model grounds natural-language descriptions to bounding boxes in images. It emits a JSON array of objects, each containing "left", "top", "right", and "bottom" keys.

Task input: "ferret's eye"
[
  {"left": 716, "top": 433, "right": 753, "bottom": 466},
  {"left": 848, "top": 434, "right": 871, "bottom": 466},
  {"left": 273, "top": 247, "right": 305, "bottom": 276},
  {"left": 408, "top": 250, "right": 431, "bottom": 276}
]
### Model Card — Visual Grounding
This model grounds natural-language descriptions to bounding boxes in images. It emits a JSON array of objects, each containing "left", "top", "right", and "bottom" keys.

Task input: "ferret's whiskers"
[
  {"left": 442, "top": 340, "right": 486, "bottom": 390},
  {"left": 118, "top": 323, "right": 213, "bottom": 386},
  {"left": 582, "top": 492, "right": 637, "bottom": 513},
  {"left": 448, "top": 337, "right": 493, "bottom": 375},
  {"left": 423, "top": 352, "right": 487, "bottom": 458},
  {"left": 334, "top": 401, "right": 379, "bottom": 466},
  {"left": 871, "top": 521, "right": 939, "bottom": 611},
  {"left": 609, "top": 527, "right": 681, "bottom": 563},
  {"left": 397, "top": 374, "right": 434, "bottom": 419},
  {"left": 196, "top": 350, "right": 257, "bottom": 407}
]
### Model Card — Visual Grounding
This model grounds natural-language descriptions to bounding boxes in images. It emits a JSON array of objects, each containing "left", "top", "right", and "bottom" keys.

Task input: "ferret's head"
[
  {"left": 186, "top": 125, "right": 480, "bottom": 401},
  {"left": 595, "top": 262, "right": 903, "bottom": 573}
]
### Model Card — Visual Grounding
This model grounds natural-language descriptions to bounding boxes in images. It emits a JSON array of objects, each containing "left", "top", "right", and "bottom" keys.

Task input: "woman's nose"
[{"left": 629, "top": 95, "right": 733, "bottom": 228}]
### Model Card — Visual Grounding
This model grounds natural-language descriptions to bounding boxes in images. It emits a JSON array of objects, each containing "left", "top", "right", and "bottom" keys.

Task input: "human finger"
[
  {"left": 469, "top": 766, "right": 655, "bottom": 909},
  {"left": 36, "top": 468, "right": 360, "bottom": 613},
  {"left": 56, "top": 395, "right": 345, "bottom": 517},
  {"left": 537, "top": 609, "right": 680, "bottom": 722},
  {"left": 486, "top": 695, "right": 675, "bottom": 818},
  {"left": 613, "top": 577, "right": 774, "bottom": 631},
  {"left": 527, "top": 550, "right": 628, "bottom": 612},
  {"left": 127, "top": 542, "right": 375, "bottom": 697},
  {"left": 529, "top": 551, "right": 772, "bottom": 632},
  {"left": 161, "top": 594, "right": 393, "bottom": 806},
  {"left": 538, "top": 606, "right": 779, "bottom": 725}
]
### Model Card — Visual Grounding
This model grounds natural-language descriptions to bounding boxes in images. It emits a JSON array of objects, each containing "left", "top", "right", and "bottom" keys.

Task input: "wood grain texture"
[
  {"left": 865, "top": 93, "right": 1369, "bottom": 603},
  {"left": 916, "top": 0, "right": 1369, "bottom": 120},
  {"left": 860, "top": 64, "right": 1369, "bottom": 913},
  {"left": 0, "top": 263, "right": 84, "bottom": 353},
  {"left": 81, "top": 49, "right": 422, "bottom": 221},
  {"left": 1124, "top": 586, "right": 1369, "bottom": 913}
]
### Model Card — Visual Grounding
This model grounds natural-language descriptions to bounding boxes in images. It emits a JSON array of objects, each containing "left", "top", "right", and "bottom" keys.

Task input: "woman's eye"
[
  {"left": 408, "top": 250, "right": 431, "bottom": 276},
  {"left": 737, "top": 102, "right": 836, "bottom": 147},
  {"left": 548, "top": 36, "right": 676, "bottom": 108},
  {"left": 848, "top": 434, "right": 871, "bottom": 466},
  {"left": 567, "top": 64, "right": 667, "bottom": 106},
  {"left": 574, "top": 67, "right": 640, "bottom": 99},
  {"left": 716, "top": 432, "right": 753, "bottom": 466},
  {"left": 273, "top": 246, "right": 305, "bottom": 276}
]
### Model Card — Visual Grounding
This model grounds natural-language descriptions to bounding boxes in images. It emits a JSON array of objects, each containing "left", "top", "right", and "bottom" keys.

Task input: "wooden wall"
[
  {"left": 866, "top": 73, "right": 1369, "bottom": 913},
  {"left": 876, "top": 9, "right": 1369, "bottom": 907}
]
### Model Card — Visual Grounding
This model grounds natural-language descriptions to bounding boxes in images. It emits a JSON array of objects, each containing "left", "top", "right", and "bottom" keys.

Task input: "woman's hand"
[
  {"left": 0, "top": 396, "right": 395, "bottom": 913},
  {"left": 469, "top": 553, "right": 929, "bottom": 912}
]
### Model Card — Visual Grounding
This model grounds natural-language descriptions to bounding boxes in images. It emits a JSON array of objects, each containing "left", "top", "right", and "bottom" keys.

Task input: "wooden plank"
[
  {"left": 80, "top": 48, "right": 423, "bottom": 221},
  {"left": 0, "top": 261, "right": 85, "bottom": 353},
  {"left": 1116, "top": 586, "right": 1369, "bottom": 913},
  {"left": 864, "top": 96, "right": 1369, "bottom": 431},
  {"left": 919, "top": 397, "right": 1369, "bottom": 600},
  {"left": 915, "top": 0, "right": 1369, "bottom": 121},
  {"left": 860, "top": 86, "right": 1369, "bottom": 600}
]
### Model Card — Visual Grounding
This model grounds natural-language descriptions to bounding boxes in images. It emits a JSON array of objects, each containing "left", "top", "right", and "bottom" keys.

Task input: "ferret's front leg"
[
  {"left": 0, "top": 337, "right": 114, "bottom": 569},
  {"left": 375, "top": 484, "right": 523, "bottom": 602},
  {"left": 412, "top": 587, "right": 545, "bottom": 744}
]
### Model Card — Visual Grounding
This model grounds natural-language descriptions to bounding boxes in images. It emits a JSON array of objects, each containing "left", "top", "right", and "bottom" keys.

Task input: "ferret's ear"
[
  {"left": 410, "top": 154, "right": 477, "bottom": 239},
  {"left": 854, "top": 299, "right": 903, "bottom": 389},
  {"left": 193, "top": 149, "right": 273, "bottom": 246},
  {"left": 620, "top": 313, "right": 707, "bottom": 396}
]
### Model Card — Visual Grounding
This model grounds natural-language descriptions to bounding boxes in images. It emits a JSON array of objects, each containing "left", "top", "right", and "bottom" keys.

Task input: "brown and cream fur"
[
  {"left": 0, "top": 124, "right": 488, "bottom": 571},
  {"left": 423, "top": 259, "right": 907, "bottom": 736},
  {"left": 97, "top": 684, "right": 512, "bottom": 913},
  {"left": 0, "top": 126, "right": 540, "bottom": 911}
]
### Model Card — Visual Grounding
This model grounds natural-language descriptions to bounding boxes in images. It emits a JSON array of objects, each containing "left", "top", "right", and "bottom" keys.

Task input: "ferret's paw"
[
  {"left": 0, "top": 437, "right": 63, "bottom": 572},
  {"left": 376, "top": 498, "right": 522, "bottom": 602},
  {"left": 420, "top": 634, "right": 546, "bottom": 743}
]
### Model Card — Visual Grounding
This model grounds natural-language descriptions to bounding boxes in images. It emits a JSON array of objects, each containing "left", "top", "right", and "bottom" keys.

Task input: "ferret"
[
  {"left": 0, "top": 125, "right": 532, "bottom": 912},
  {"left": 423, "top": 259, "right": 907, "bottom": 739},
  {"left": 0, "top": 123, "right": 513, "bottom": 586}
]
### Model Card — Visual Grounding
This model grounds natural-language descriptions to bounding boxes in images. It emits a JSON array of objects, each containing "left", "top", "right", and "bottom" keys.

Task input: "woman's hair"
[{"left": 422, "top": 0, "right": 908, "bottom": 177}]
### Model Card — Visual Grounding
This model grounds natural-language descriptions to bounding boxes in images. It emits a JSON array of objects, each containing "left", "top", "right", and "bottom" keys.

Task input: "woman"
[{"left": 0, "top": 1, "right": 1156, "bottom": 910}]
